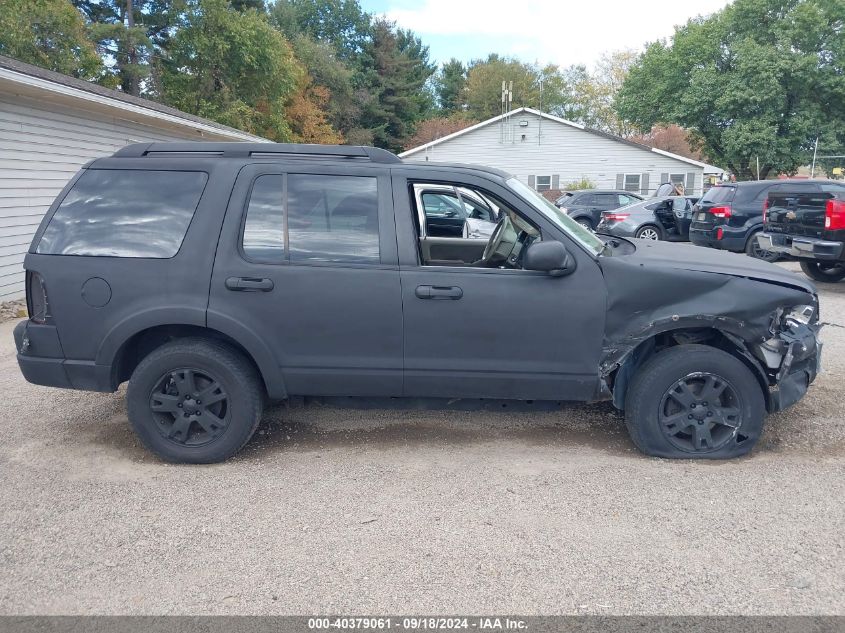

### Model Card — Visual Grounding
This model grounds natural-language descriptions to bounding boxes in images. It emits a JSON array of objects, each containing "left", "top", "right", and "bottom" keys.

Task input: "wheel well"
[
  {"left": 112, "top": 325, "right": 267, "bottom": 395},
  {"left": 610, "top": 327, "right": 769, "bottom": 410}
]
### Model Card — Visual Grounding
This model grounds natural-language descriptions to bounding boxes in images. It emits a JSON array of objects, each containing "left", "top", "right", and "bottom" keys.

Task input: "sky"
[{"left": 360, "top": 0, "right": 732, "bottom": 69}]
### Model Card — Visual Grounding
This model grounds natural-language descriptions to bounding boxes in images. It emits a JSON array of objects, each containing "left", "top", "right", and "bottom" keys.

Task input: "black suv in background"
[
  {"left": 759, "top": 181, "right": 845, "bottom": 282},
  {"left": 689, "top": 180, "right": 814, "bottom": 261},
  {"left": 555, "top": 189, "right": 643, "bottom": 230},
  {"left": 15, "top": 143, "right": 821, "bottom": 463}
]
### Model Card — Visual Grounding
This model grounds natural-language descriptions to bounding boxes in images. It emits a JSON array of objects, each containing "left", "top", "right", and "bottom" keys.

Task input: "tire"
[
  {"left": 575, "top": 217, "right": 594, "bottom": 230},
  {"left": 745, "top": 231, "right": 779, "bottom": 262},
  {"left": 799, "top": 260, "right": 845, "bottom": 283},
  {"left": 624, "top": 344, "right": 765, "bottom": 459},
  {"left": 635, "top": 225, "right": 662, "bottom": 241},
  {"left": 127, "top": 338, "right": 264, "bottom": 464}
]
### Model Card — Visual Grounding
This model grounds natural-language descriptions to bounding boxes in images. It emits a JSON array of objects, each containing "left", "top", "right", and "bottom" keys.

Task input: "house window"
[
  {"left": 670, "top": 173, "right": 686, "bottom": 186},
  {"left": 535, "top": 175, "right": 552, "bottom": 192},
  {"left": 623, "top": 174, "right": 641, "bottom": 193}
]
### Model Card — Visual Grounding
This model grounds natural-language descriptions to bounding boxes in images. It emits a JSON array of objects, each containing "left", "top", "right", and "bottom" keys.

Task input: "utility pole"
[{"left": 811, "top": 136, "right": 819, "bottom": 178}]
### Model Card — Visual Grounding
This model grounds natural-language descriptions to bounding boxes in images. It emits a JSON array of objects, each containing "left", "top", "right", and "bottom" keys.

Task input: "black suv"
[
  {"left": 689, "top": 180, "right": 816, "bottom": 261},
  {"left": 555, "top": 189, "right": 643, "bottom": 230},
  {"left": 15, "top": 143, "right": 821, "bottom": 463}
]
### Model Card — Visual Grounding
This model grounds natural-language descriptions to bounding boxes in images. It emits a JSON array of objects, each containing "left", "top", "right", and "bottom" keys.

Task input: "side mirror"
[{"left": 523, "top": 241, "right": 575, "bottom": 277}]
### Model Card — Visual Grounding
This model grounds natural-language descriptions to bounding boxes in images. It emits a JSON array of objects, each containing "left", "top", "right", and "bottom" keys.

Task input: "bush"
[{"left": 563, "top": 177, "right": 596, "bottom": 191}]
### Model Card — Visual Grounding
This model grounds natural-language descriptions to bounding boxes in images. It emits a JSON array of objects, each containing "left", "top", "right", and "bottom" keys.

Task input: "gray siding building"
[
  {"left": 0, "top": 55, "right": 266, "bottom": 300},
  {"left": 401, "top": 107, "right": 708, "bottom": 198}
]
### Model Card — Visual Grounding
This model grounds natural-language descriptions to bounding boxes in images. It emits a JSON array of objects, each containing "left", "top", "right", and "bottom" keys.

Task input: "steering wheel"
[{"left": 480, "top": 214, "right": 519, "bottom": 266}]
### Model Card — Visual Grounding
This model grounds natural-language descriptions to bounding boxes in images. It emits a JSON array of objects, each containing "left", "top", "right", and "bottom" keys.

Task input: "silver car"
[{"left": 596, "top": 195, "right": 699, "bottom": 242}]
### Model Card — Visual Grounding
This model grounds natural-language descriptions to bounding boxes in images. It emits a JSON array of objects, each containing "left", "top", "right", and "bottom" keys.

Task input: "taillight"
[
  {"left": 825, "top": 199, "right": 845, "bottom": 230},
  {"left": 604, "top": 212, "right": 630, "bottom": 222},
  {"left": 763, "top": 198, "right": 770, "bottom": 223},
  {"left": 710, "top": 205, "right": 732, "bottom": 218},
  {"left": 26, "top": 271, "right": 48, "bottom": 324}
]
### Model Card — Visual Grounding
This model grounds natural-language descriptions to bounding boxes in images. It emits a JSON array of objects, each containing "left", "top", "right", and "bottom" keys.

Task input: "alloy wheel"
[
  {"left": 149, "top": 368, "right": 230, "bottom": 446},
  {"left": 658, "top": 372, "right": 743, "bottom": 453},
  {"left": 638, "top": 227, "right": 659, "bottom": 240}
]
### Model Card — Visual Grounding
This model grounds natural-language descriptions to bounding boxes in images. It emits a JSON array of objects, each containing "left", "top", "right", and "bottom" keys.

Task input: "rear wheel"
[
  {"left": 635, "top": 225, "right": 662, "bottom": 241},
  {"left": 575, "top": 217, "right": 594, "bottom": 230},
  {"left": 799, "top": 260, "right": 845, "bottom": 283},
  {"left": 127, "top": 338, "right": 264, "bottom": 463},
  {"left": 624, "top": 344, "right": 765, "bottom": 459},
  {"left": 745, "top": 231, "right": 779, "bottom": 262}
]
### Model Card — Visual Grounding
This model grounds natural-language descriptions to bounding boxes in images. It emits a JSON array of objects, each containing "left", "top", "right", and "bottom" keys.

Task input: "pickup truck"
[{"left": 758, "top": 181, "right": 845, "bottom": 282}]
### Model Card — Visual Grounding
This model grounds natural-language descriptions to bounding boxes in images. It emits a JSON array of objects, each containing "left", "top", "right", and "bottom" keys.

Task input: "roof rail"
[{"left": 112, "top": 142, "right": 402, "bottom": 164}]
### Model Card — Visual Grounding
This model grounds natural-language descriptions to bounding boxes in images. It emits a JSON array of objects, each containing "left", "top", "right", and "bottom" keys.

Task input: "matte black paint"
[{"left": 15, "top": 143, "right": 821, "bottom": 420}]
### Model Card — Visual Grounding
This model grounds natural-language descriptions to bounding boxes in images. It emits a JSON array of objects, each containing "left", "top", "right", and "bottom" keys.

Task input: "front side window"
[
  {"left": 37, "top": 169, "right": 207, "bottom": 258},
  {"left": 242, "top": 173, "right": 380, "bottom": 265}
]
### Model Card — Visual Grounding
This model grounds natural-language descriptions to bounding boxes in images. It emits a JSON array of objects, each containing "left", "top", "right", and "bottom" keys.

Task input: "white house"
[
  {"left": 0, "top": 55, "right": 267, "bottom": 300},
  {"left": 400, "top": 107, "right": 710, "bottom": 199}
]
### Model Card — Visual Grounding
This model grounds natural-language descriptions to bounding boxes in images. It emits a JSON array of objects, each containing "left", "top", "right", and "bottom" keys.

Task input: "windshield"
[{"left": 506, "top": 177, "right": 605, "bottom": 256}]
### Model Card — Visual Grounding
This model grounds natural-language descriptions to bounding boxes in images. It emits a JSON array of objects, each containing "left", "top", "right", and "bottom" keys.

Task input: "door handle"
[
  {"left": 225, "top": 277, "right": 274, "bottom": 292},
  {"left": 415, "top": 285, "right": 463, "bottom": 300}
]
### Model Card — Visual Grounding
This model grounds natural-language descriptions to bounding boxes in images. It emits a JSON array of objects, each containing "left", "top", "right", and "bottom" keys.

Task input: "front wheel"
[
  {"left": 635, "top": 225, "right": 662, "bottom": 241},
  {"left": 745, "top": 232, "right": 779, "bottom": 262},
  {"left": 800, "top": 260, "right": 845, "bottom": 283},
  {"left": 127, "top": 338, "right": 264, "bottom": 463},
  {"left": 624, "top": 345, "right": 765, "bottom": 459}
]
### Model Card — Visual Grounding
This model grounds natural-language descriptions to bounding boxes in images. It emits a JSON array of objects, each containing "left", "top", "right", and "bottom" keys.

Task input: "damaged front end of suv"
[{"left": 598, "top": 243, "right": 822, "bottom": 416}]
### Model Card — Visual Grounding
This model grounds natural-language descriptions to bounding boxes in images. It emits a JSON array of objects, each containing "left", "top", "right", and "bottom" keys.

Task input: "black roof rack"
[{"left": 113, "top": 142, "right": 402, "bottom": 164}]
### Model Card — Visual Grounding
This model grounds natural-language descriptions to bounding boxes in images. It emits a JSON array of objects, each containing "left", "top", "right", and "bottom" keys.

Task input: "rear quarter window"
[
  {"left": 36, "top": 169, "right": 208, "bottom": 258},
  {"left": 700, "top": 185, "right": 735, "bottom": 204}
]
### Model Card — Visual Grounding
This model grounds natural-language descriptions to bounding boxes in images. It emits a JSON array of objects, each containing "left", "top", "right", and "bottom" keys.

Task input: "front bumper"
[
  {"left": 14, "top": 320, "right": 114, "bottom": 392},
  {"left": 765, "top": 323, "right": 822, "bottom": 413},
  {"left": 758, "top": 233, "right": 844, "bottom": 261}
]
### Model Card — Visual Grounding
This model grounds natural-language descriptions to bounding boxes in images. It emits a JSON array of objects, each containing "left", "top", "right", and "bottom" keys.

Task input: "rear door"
[{"left": 208, "top": 162, "right": 403, "bottom": 397}]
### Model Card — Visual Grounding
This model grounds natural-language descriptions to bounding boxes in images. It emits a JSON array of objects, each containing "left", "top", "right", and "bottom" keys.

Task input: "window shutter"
[
  {"left": 641, "top": 173, "right": 650, "bottom": 195},
  {"left": 660, "top": 172, "right": 669, "bottom": 185},
  {"left": 615, "top": 174, "right": 624, "bottom": 189},
  {"left": 552, "top": 175, "right": 560, "bottom": 190},
  {"left": 686, "top": 172, "right": 696, "bottom": 193},
  {"left": 528, "top": 175, "right": 536, "bottom": 189}
]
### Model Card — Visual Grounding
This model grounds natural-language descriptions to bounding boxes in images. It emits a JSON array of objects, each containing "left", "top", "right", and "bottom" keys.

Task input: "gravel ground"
[{"left": 0, "top": 262, "right": 844, "bottom": 615}]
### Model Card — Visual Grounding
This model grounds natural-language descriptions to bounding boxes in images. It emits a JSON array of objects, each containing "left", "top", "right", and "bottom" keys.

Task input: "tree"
[
  {"left": 434, "top": 58, "right": 466, "bottom": 113},
  {"left": 616, "top": 0, "right": 845, "bottom": 180},
  {"left": 230, "top": 0, "right": 265, "bottom": 10},
  {"left": 269, "top": 0, "right": 372, "bottom": 63},
  {"left": 0, "top": 0, "right": 102, "bottom": 79},
  {"left": 357, "top": 19, "right": 436, "bottom": 152},
  {"left": 403, "top": 114, "right": 477, "bottom": 151},
  {"left": 463, "top": 55, "right": 587, "bottom": 122},
  {"left": 575, "top": 50, "right": 639, "bottom": 137},
  {"left": 72, "top": 0, "right": 170, "bottom": 94},
  {"left": 160, "top": 0, "right": 305, "bottom": 140},
  {"left": 630, "top": 125, "right": 704, "bottom": 161}
]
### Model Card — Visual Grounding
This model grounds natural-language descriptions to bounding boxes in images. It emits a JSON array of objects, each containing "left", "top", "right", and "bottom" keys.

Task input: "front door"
[
  {"left": 208, "top": 163, "right": 403, "bottom": 397},
  {"left": 392, "top": 171, "right": 607, "bottom": 401}
]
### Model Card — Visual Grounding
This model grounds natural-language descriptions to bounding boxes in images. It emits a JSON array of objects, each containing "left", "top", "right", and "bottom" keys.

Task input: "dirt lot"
[{"left": 0, "top": 262, "right": 843, "bottom": 615}]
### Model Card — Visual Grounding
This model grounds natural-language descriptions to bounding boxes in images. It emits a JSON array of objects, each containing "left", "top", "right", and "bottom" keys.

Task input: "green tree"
[
  {"left": 357, "top": 19, "right": 435, "bottom": 152},
  {"left": 269, "top": 0, "right": 372, "bottom": 63},
  {"left": 159, "top": 0, "right": 303, "bottom": 140},
  {"left": 616, "top": 0, "right": 845, "bottom": 180},
  {"left": 0, "top": 0, "right": 102, "bottom": 79},
  {"left": 230, "top": 0, "right": 265, "bottom": 10},
  {"left": 435, "top": 58, "right": 467, "bottom": 113},
  {"left": 464, "top": 55, "right": 586, "bottom": 122},
  {"left": 72, "top": 0, "right": 176, "bottom": 94}
]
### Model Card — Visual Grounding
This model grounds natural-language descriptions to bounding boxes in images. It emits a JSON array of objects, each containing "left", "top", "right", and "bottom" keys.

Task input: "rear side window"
[
  {"left": 242, "top": 174, "right": 380, "bottom": 264},
  {"left": 700, "top": 185, "right": 735, "bottom": 204},
  {"left": 37, "top": 169, "right": 207, "bottom": 258}
]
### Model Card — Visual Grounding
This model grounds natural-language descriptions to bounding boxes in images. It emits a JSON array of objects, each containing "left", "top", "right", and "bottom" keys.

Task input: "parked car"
[
  {"left": 758, "top": 180, "right": 845, "bottom": 282},
  {"left": 596, "top": 196, "right": 699, "bottom": 241},
  {"left": 16, "top": 143, "right": 821, "bottom": 463},
  {"left": 555, "top": 189, "right": 644, "bottom": 230},
  {"left": 688, "top": 180, "right": 813, "bottom": 262}
]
